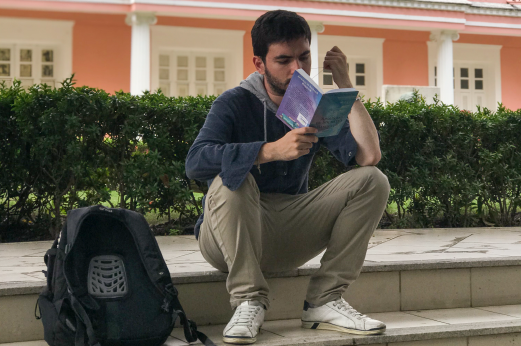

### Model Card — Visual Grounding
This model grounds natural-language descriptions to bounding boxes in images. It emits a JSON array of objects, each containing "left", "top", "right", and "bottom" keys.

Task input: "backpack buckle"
[
  {"left": 161, "top": 284, "right": 178, "bottom": 313},
  {"left": 161, "top": 298, "right": 171, "bottom": 313},
  {"left": 165, "top": 283, "right": 178, "bottom": 297}
]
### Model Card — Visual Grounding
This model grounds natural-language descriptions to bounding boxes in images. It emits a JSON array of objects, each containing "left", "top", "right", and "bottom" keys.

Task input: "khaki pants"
[{"left": 199, "top": 166, "right": 391, "bottom": 310}]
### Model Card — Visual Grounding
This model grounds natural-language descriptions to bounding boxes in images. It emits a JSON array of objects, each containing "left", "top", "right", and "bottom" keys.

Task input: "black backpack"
[{"left": 36, "top": 205, "right": 214, "bottom": 346}]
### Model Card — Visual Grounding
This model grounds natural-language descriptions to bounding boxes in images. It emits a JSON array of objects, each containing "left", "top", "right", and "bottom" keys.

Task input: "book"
[{"left": 275, "top": 69, "right": 359, "bottom": 137}]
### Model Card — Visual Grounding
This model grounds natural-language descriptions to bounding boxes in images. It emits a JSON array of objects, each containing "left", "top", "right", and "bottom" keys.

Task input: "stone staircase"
[{"left": 1, "top": 227, "right": 521, "bottom": 345}]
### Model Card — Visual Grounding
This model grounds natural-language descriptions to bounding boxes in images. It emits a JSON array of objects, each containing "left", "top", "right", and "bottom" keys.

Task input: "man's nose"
[{"left": 290, "top": 59, "right": 302, "bottom": 74}]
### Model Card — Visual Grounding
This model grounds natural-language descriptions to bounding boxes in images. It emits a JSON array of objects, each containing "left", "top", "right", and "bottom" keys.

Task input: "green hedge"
[
  {"left": 1, "top": 80, "right": 520, "bottom": 239},
  {"left": 1, "top": 79, "right": 211, "bottom": 238},
  {"left": 310, "top": 93, "right": 521, "bottom": 228}
]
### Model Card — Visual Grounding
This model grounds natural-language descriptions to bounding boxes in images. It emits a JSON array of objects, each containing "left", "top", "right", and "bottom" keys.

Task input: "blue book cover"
[{"left": 275, "top": 69, "right": 359, "bottom": 137}]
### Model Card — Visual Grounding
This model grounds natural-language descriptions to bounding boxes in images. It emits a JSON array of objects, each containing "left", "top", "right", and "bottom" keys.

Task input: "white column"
[
  {"left": 126, "top": 12, "right": 157, "bottom": 95},
  {"left": 308, "top": 22, "right": 325, "bottom": 85},
  {"left": 431, "top": 31, "right": 459, "bottom": 105}
]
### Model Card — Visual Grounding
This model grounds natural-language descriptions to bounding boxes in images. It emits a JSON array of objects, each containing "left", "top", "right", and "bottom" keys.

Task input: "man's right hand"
[{"left": 257, "top": 127, "right": 319, "bottom": 164}]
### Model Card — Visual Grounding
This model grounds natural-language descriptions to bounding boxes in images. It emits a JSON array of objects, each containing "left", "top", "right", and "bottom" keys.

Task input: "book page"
[
  {"left": 310, "top": 90, "right": 358, "bottom": 137},
  {"left": 276, "top": 70, "right": 323, "bottom": 130},
  {"left": 325, "top": 87, "right": 358, "bottom": 94}
]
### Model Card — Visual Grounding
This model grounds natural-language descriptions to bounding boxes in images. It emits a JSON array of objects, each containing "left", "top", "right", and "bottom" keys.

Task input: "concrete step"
[
  {"left": 1, "top": 228, "right": 521, "bottom": 343},
  {"left": 2, "top": 256, "right": 521, "bottom": 344},
  {"left": 2, "top": 305, "right": 521, "bottom": 346}
]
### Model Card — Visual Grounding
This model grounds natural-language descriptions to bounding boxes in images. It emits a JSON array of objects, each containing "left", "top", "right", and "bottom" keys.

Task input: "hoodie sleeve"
[
  {"left": 321, "top": 121, "right": 358, "bottom": 167},
  {"left": 185, "top": 99, "right": 266, "bottom": 191},
  {"left": 321, "top": 119, "right": 381, "bottom": 167}
]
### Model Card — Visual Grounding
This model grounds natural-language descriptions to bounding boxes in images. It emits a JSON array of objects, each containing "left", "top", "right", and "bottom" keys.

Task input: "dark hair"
[{"left": 251, "top": 10, "right": 311, "bottom": 61}]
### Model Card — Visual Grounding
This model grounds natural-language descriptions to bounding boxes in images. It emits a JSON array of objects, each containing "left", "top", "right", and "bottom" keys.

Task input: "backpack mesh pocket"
[{"left": 88, "top": 255, "right": 128, "bottom": 298}]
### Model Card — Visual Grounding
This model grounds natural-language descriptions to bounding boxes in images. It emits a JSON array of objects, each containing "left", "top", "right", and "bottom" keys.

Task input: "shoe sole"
[
  {"left": 301, "top": 321, "right": 386, "bottom": 335},
  {"left": 222, "top": 336, "right": 257, "bottom": 344}
]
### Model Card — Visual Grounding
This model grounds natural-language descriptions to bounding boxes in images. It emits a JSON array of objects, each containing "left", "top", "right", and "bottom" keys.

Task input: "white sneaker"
[
  {"left": 301, "top": 298, "right": 386, "bottom": 335},
  {"left": 223, "top": 301, "right": 265, "bottom": 344}
]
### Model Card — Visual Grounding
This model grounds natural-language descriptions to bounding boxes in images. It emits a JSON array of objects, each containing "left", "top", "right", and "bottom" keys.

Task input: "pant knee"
[
  {"left": 208, "top": 173, "right": 260, "bottom": 208},
  {"left": 356, "top": 166, "right": 391, "bottom": 196}
]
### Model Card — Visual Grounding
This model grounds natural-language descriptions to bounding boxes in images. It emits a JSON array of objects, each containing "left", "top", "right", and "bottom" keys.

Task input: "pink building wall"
[
  {"left": 382, "top": 40, "right": 430, "bottom": 87},
  {"left": 1, "top": 10, "right": 131, "bottom": 93},
  {"left": 72, "top": 14, "right": 130, "bottom": 93},
  {"left": 500, "top": 48, "right": 521, "bottom": 111},
  {"left": 0, "top": 9, "right": 519, "bottom": 109}
]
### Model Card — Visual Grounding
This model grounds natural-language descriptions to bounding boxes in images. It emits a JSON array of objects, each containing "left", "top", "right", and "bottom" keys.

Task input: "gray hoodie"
[{"left": 240, "top": 72, "right": 278, "bottom": 144}]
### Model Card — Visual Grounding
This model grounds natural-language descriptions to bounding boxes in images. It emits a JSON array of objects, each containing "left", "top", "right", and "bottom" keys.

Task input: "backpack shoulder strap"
[
  {"left": 173, "top": 302, "right": 216, "bottom": 345},
  {"left": 166, "top": 287, "right": 216, "bottom": 346},
  {"left": 70, "top": 295, "right": 100, "bottom": 346},
  {"left": 120, "top": 209, "right": 173, "bottom": 292},
  {"left": 65, "top": 205, "right": 121, "bottom": 252},
  {"left": 65, "top": 206, "right": 96, "bottom": 253}
]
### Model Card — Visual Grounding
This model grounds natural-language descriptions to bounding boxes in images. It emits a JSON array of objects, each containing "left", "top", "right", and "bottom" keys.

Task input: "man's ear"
[{"left": 253, "top": 56, "right": 265, "bottom": 75}]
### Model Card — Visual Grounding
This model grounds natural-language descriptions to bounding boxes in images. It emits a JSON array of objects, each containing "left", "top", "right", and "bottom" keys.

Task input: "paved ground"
[
  {"left": 1, "top": 227, "right": 520, "bottom": 284},
  {"left": 3, "top": 306, "right": 521, "bottom": 345}
]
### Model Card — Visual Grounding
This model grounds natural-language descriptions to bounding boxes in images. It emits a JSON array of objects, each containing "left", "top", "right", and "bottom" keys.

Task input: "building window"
[
  {"left": 457, "top": 65, "right": 485, "bottom": 111},
  {"left": 355, "top": 63, "right": 365, "bottom": 87},
  {"left": 460, "top": 68, "right": 469, "bottom": 89},
  {"left": 434, "top": 66, "right": 456, "bottom": 89},
  {"left": 475, "top": 68, "right": 484, "bottom": 90},
  {"left": 176, "top": 55, "right": 189, "bottom": 96},
  {"left": 158, "top": 54, "right": 170, "bottom": 96},
  {"left": 434, "top": 65, "right": 488, "bottom": 111},
  {"left": 436, "top": 64, "right": 486, "bottom": 111},
  {"left": 214, "top": 57, "right": 226, "bottom": 95},
  {"left": 0, "top": 45, "right": 56, "bottom": 88},
  {"left": 0, "top": 48, "right": 12, "bottom": 83},
  {"left": 321, "top": 60, "right": 368, "bottom": 98},
  {"left": 323, "top": 70, "right": 333, "bottom": 86},
  {"left": 434, "top": 66, "right": 455, "bottom": 89},
  {"left": 157, "top": 52, "right": 227, "bottom": 97}
]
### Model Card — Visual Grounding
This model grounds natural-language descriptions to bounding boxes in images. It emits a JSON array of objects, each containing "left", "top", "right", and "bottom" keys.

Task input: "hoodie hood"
[
  {"left": 239, "top": 71, "right": 282, "bottom": 145},
  {"left": 240, "top": 72, "right": 279, "bottom": 114}
]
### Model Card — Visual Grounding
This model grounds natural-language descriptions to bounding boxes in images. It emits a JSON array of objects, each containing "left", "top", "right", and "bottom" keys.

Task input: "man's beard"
[{"left": 264, "top": 65, "right": 290, "bottom": 97}]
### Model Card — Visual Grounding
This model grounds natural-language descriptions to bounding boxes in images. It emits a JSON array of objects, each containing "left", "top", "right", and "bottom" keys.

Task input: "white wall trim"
[
  {"left": 296, "top": 0, "right": 521, "bottom": 17},
  {"left": 452, "top": 42, "right": 502, "bottom": 51},
  {"left": 14, "top": 0, "right": 521, "bottom": 18},
  {"left": 6, "top": 0, "right": 521, "bottom": 24},
  {"left": 466, "top": 21, "right": 521, "bottom": 29},
  {"left": 153, "top": 25, "right": 245, "bottom": 41},
  {"left": 144, "top": 1, "right": 521, "bottom": 27},
  {"left": 145, "top": 1, "right": 468, "bottom": 24}
]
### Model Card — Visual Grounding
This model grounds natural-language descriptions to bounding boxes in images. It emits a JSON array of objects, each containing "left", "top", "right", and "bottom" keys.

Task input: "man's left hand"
[{"left": 323, "top": 46, "right": 353, "bottom": 89}]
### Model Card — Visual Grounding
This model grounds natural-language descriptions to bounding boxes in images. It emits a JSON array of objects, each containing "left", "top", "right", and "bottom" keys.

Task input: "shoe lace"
[
  {"left": 332, "top": 299, "right": 367, "bottom": 320},
  {"left": 231, "top": 305, "right": 262, "bottom": 327}
]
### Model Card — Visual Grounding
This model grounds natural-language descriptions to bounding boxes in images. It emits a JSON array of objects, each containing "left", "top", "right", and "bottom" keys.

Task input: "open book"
[{"left": 275, "top": 69, "right": 359, "bottom": 137}]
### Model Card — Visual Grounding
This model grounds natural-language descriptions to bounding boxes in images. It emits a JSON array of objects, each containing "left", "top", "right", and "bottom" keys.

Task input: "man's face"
[{"left": 260, "top": 37, "right": 311, "bottom": 96}]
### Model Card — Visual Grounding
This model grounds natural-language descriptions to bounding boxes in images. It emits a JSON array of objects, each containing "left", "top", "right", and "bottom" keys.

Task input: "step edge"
[
  {"left": 2, "top": 256, "right": 521, "bottom": 296},
  {"left": 7, "top": 318, "right": 521, "bottom": 346},
  {"left": 2, "top": 315, "right": 521, "bottom": 345},
  {"left": 258, "top": 319, "right": 521, "bottom": 346}
]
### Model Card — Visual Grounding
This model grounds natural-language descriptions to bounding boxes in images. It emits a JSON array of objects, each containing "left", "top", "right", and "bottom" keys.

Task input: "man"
[{"left": 185, "top": 10, "right": 390, "bottom": 345}]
